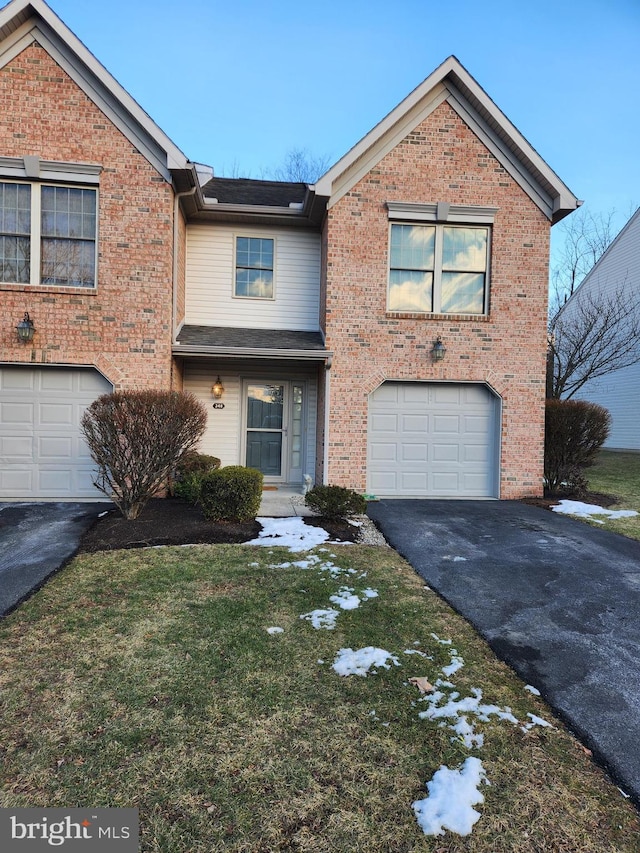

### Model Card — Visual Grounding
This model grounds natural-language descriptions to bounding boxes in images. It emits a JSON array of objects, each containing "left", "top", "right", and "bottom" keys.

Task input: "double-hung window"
[
  {"left": 0, "top": 179, "right": 97, "bottom": 288},
  {"left": 235, "top": 236, "right": 274, "bottom": 299},
  {"left": 387, "top": 203, "right": 495, "bottom": 316}
]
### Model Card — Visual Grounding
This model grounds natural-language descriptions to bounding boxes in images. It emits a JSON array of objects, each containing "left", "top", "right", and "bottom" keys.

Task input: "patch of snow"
[
  {"left": 412, "top": 757, "right": 488, "bottom": 837},
  {"left": 98, "top": 511, "right": 109, "bottom": 518},
  {"left": 403, "top": 648, "right": 430, "bottom": 658},
  {"left": 443, "top": 555, "right": 467, "bottom": 562},
  {"left": 266, "top": 626, "right": 284, "bottom": 635},
  {"left": 300, "top": 608, "right": 339, "bottom": 630},
  {"left": 552, "top": 500, "right": 638, "bottom": 520},
  {"left": 329, "top": 587, "right": 361, "bottom": 610},
  {"left": 418, "top": 687, "right": 518, "bottom": 748},
  {"left": 430, "top": 633, "right": 452, "bottom": 645},
  {"left": 442, "top": 651, "right": 465, "bottom": 677},
  {"left": 249, "top": 517, "right": 330, "bottom": 551},
  {"left": 361, "top": 587, "right": 378, "bottom": 599},
  {"left": 332, "top": 646, "right": 401, "bottom": 677},
  {"left": 522, "top": 713, "right": 553, "bottom": 731},
  {"left": 525, "top": 684, "right": 541, "bottom": 696}
]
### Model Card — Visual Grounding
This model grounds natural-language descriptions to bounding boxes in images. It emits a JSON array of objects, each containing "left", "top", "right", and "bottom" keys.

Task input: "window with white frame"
[
  {"left": 0, "top": 180, "right": 97, "bottom": 288},
  {"left": 387, "top": 203, "right": 495, "bottom": 316},
  {"left": 235, "top": 236, "right": 274, "bottom": 299}
]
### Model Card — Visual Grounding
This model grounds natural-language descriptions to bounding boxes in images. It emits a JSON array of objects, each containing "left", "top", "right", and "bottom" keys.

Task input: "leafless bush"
[{"left": 81, "top": 390, "right": 207, "bottom": 519}]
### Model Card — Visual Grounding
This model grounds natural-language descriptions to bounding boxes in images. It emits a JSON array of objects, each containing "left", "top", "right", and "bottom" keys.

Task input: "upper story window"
[
  {"left": 0, "top": 180, "right": 97, "bottom": 288},
  {"left": 387, "top": 202, "right": 496, "bottom": 316},
  {"left": 235, "top": 236, "right": 274, "bottom": 299}
]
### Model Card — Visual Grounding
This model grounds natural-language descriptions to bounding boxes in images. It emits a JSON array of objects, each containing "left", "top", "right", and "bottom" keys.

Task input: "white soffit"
[{"left": 0, "top": 0, "right": 190, "bottom": 180}]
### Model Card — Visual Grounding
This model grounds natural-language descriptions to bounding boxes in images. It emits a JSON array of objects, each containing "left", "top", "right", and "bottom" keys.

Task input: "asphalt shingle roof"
[
  {"left": 201, "top": 177, "right": 307, "bottom": 207},
  {"left": 176, "top": 325, "right": 327, "bottom": 352}
]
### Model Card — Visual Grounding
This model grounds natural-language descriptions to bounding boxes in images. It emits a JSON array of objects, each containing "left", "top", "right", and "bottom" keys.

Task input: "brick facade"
[
  {"left": 0, "top": 45, "right": 176, "bottom": 391},
  {"left": 322, "top": 103, "right": 550, "bottom": 499}
]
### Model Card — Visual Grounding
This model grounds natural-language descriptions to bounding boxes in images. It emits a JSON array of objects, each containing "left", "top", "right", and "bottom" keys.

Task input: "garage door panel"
[
  {"left": 370, "top": 442, "right": 397, "bottom": 461},
  {"left": 368, "top": 381, "right": 499, "bottom": 497},
  {"left": 433, "top": 415, "right": 460, "bottom": 433},
  {"left": 370, "top": 413, "right": 398, "bottom": 432},
  {"left": 1, "top": 402, "right": 33, "bottom": 424},
  {"left": 0, "top": 366, "right": 112, "bottom": 499},
  {"left": 433, "top": 443, "right": 459, "bottom": 462},
  {"left": 0, "top": 469, "right": 34, "bottom": 493},
  {"left": 401, "top": 443, "right": 428, "bottom": 462},
  {"left": 401, "top": 414, "right": 428, "bottom": 432},
  {"left": 1, "top": 435, "right": 33, "bottom": 458},
  {"left": 402, "top": 385, "right": 430, "bottom": 404},
  {"left": 401, "top": 471, "right": 429, "bottom": 491},
  {"left": 38, "top": 436, "right": 73, "bottom": 460},
  {"left": 432, "top": 471, "right": 460, "bottom": 492},
  {"left": 40, "top": 371, "right": 74, "bottom": 392},
  {"left": 39, "top": 403, "right": 75, "bottom": 426}
]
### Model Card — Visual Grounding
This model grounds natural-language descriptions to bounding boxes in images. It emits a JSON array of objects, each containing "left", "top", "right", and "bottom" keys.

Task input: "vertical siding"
[
  {"left": 182, "top": 359, "right": 319, "bottom": 480},
  {"left": 186, "top": 224, "right": 321, "bottom": 330}
]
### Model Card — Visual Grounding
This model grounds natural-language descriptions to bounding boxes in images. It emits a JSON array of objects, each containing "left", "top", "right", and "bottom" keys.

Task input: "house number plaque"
[{"left": 212, "top": 402, "right": 225, "bottom": 409}]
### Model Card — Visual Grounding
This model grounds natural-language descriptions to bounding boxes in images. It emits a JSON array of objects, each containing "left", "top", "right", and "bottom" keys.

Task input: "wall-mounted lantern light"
[
  {"left": 211, "top": 376, "right": 225, "bottom": 399},
  {"left": 431, "top": 336, "right": 446, "bottom": 362},
  {"left": 16, "top": 312, "right": 35, "bottom": 344}
]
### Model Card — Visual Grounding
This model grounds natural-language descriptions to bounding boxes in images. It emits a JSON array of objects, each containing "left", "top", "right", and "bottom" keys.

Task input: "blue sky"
[{"left": 48, "top": 0, "right": 640, "bottom": 238}]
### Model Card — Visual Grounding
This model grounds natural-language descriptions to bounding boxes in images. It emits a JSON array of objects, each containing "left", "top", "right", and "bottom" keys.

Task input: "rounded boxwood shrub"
[
  {"left": 199, "top": 465, "right": 264, "bottom": 522},
  {"left": 304, "top": 484, "right": 367, "bottom": 520},
  {"left": 171, "top": 451, "right": 221, "bottom": 503}
]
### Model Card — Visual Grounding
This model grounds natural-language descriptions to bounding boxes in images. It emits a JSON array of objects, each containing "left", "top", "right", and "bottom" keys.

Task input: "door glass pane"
[
  {"left": 291, "top": 384, "right": 303, "bottom": 470},
  {"left": 247, "top": 384, "right": 283, "bottom": 429},
  {"left": 246, "top": 384, "right": 284, "bottom": 476}
]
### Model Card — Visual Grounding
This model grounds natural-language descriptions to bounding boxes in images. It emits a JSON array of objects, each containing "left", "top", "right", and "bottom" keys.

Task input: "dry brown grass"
[{"left": 1, "top": 543, "right": 638, "bottom": 851}]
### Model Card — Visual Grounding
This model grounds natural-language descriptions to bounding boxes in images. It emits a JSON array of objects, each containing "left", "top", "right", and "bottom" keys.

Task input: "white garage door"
[
  {"left": 367, "top": 382, "right": 500, "bottom": 498},
  {"left": 0, "top": 366, "right": 112, "bottom": 500}
]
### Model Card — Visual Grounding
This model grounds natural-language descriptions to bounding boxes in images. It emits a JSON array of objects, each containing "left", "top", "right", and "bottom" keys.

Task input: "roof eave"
[{"left": 173, "top": 343, "right": 332, "bottom": 361}]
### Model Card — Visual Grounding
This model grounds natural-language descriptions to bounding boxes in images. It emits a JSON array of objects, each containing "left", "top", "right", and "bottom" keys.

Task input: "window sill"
[
  {"left": 0, "top": 282, "right": 97, "bottom": 295},
  {"left": 385, "top": 311, "right": 490, "bottom": 322}
]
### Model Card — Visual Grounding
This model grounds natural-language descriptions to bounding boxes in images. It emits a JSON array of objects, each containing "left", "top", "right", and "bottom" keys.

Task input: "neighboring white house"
[{"left": 559, "top": 208, "right": 640, "bottom": 451}]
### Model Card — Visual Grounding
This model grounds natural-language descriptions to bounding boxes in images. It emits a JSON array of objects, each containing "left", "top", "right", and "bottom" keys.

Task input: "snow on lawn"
[
  {"left": 552, "top": 500, "right": 638, "bottom": 522},
  {"left": 300, "top": 608, "right": 339, "bottom": 630},
  {"left": 412, "top": 757, "right": 488, "bottom": 837},
  {"left": 248, "top": 517, "right": 330, "bottom": 551},
  {"left": 418, "top": 685, "right": 519, "bottom": 748},
  {"left": 332, "top": 647, "right": 401, "bottom": 676}
]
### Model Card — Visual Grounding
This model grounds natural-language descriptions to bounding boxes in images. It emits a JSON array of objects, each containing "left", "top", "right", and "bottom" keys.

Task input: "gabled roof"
[
  {"left": 314, "top": 56, "right": 580, "bottom": 224},
  {"left": 0, "top": 0, "right": 196, "bottom": 188}
]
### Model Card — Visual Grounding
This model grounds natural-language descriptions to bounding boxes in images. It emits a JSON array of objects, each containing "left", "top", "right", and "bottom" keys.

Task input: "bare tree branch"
[
  {"left": 548, "top": 282, "right": 640, "bottom": 399},
  {"left": 269, "top": 148, "right": 332, "bottom": 183}
]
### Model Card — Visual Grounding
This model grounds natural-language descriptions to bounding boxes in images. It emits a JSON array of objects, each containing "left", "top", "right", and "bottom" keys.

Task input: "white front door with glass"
[{"left": 244, "top": 381, "right": 305, "bottom": 483}]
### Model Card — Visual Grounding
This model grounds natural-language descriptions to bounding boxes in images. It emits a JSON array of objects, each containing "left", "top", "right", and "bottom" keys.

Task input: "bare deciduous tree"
[
  {"left": 270, "top": 147, "right": 331, "bottom": 183},
  {"left": 550, "top": 206, "right": 616, "bottom": 314},
  {"left": 547, "top": 283, "right": 640, "bottom": 399}
]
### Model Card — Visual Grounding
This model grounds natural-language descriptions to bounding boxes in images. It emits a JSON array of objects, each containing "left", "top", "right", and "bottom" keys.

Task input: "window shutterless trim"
[
  {"left": 0, "top": 155, "right": 102, "bottom": 184},
  {"left": 232, "top": 233, "right": 276, "bottom": 301},
  {"left": 387, "top": 201, "right": 498, "bottom": 224},
  {"left": 0, "top": 179, "right": 98, "bottom": 289},
  {"left": 387, "top": 220, "right": 491, "bottom": 316}
]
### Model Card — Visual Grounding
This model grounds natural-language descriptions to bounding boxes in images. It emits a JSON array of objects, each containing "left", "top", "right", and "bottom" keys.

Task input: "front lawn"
[
  {"left": 584, "top": 450, "right": 640, "bottom": 540},
  {"left": 1, "top": 539, "right": 638, "bottom": 851}
]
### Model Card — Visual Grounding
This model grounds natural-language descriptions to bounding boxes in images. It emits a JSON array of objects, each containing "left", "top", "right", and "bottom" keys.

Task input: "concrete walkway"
[
  {"left": 258, "top": 487, "right": 315, "bottom": 517},
  {"left": 367, "top": 498, "right": 640, "bottom": 804}
]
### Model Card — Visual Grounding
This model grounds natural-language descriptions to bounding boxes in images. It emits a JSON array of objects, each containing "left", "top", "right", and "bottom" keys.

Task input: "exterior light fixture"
[
  {"left": 16, "top": 312, "right": 35, "bottom": 344},
  {"left": 211, "top": 376, "right": 225, "bottom": 399},
  {"left": 431, "top": 336, "right": 446, "bottom": 362}
]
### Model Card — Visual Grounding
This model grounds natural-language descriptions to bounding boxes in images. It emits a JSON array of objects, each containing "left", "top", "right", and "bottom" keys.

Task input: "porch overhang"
[{"left": 174, "top": 325, "right": 332, "bottom": 365}]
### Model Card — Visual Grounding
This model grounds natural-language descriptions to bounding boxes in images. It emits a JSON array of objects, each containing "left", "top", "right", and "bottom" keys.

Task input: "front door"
[{"left": 244, "top": 380, "right": 305, "bottom": 483}]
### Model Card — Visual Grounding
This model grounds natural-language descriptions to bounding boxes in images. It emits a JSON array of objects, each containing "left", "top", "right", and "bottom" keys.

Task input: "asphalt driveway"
[
  {"left": 0, "top": 501, "right": 107, "bottom": 616},
  {"left": 367, "top": 499, "right": 640, "bottom": 804}
]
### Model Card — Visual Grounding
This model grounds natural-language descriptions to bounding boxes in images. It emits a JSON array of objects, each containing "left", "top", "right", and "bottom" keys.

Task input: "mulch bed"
[
  {"left": 78, "top": 497, "right": 358, "bottom": 553},
  {"left": 520, "top": 490, "right": 618, "bottom": 511}
]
